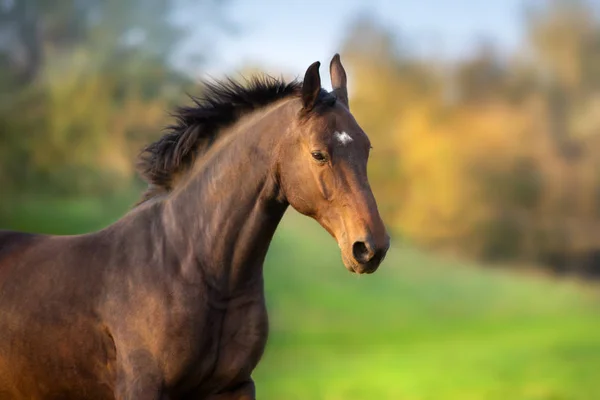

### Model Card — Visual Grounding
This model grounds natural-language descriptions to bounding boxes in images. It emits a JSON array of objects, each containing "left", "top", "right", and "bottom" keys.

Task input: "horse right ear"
[{"left": 302, "top": 61, "right": 321, "bottom": 111}]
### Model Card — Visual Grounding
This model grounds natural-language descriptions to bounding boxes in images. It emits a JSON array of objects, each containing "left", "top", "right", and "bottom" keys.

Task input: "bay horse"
[{"left": 0, "top": 54, "right": 390, "bottom": 399}]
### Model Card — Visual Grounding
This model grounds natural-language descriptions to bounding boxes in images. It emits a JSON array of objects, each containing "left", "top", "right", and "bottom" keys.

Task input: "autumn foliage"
[{"left": 342, "top": 1, "right": 600, "bottom": 275}]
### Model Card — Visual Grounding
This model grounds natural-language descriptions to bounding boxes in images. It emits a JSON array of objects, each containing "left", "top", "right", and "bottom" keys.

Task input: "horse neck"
[{"left": 161, "top": 102, "right": 292, "bottom": 294}]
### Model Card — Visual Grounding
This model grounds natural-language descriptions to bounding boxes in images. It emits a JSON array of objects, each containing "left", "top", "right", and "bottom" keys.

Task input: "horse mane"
[{"left": 136, "top": 75, "right": 302, "bottom": 203}]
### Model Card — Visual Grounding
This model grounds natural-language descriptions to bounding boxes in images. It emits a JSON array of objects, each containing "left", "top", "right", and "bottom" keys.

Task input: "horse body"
[
  {"left": 0, "top": 55, "right": 390, "bottom": 399},
  {"left": 0, "top": 204, "right": 275, "bottom": 398},
  {"left": 0, "top": 109, "right": 284, "bottom": 398}
]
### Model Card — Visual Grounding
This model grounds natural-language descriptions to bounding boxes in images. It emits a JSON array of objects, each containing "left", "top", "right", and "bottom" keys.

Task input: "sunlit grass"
[
  {"left": 2, "top": 197, "right": 599, "bottom": 400},
  {"left": 257, "top": 212, "right": 600, "bottom": 400},
  {"left": 0, "top": 191, "right": 140, "bottom": 235}
]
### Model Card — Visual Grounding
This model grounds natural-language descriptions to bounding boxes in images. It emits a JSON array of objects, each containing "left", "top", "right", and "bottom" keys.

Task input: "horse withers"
[{"left": 0, "top": 54, "right": 390, "bottom": 399}]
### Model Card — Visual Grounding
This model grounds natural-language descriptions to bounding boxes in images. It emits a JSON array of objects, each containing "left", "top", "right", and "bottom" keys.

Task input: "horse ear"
[
  {"left": 302, "top": 61, "right": 321, "bottom": 110},
  {"left": 330, "top": 53, "right": 348, "bottom": 108}
]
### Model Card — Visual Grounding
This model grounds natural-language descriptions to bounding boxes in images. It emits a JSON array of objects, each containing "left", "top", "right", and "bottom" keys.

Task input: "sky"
[{"left": 176, "top": 0, "right": 532, "bottom": 89}]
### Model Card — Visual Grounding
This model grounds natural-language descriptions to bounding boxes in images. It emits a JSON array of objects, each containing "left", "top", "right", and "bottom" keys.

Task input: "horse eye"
[{"left": 311, "top": 151, "right": 328, "bottom": 163}]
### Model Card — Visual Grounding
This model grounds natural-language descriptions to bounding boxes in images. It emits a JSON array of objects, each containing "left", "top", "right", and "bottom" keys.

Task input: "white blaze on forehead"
[{"left": 334, "top": 131, "right": 353, "bottom": 146}]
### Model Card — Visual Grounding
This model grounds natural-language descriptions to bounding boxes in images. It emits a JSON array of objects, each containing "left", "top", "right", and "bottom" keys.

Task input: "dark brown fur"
[{"left": 0, "top": 55, "right": 390, "bottom": 399}]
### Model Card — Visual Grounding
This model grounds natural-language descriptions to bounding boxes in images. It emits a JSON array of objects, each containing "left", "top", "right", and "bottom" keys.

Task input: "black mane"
[{"left": 137, "top": 75, "right": 303, "bottom": 201}]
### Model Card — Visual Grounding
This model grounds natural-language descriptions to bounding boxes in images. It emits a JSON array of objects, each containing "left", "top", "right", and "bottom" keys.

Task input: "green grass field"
[{"left": 2, "top": 195, "right": 600, "bottom": 400}]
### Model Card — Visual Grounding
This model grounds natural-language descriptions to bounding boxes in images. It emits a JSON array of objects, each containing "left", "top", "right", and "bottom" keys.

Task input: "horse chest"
[
  {"left": 168, "top": 294, "right": 269, "bottom": 394},
  {"left": 213, "top": 298, "right": 269, "bottom": 376}
]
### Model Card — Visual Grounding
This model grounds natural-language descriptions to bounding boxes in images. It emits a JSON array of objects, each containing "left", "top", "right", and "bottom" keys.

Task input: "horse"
[{"left": 0, "top": 54, "right": 390, "bottom": 399}]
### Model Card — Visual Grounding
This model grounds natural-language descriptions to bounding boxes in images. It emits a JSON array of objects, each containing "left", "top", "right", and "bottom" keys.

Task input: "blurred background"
[{"left": 2, "top": 0, "right": 600, "bottom": 399}]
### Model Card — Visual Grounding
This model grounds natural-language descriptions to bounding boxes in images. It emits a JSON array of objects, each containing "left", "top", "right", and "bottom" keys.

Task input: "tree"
[{"left": 0, "top": 0, "right": 233, "bottom": 197}]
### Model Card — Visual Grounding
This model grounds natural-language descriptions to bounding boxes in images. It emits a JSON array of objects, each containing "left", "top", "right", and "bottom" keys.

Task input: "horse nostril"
[{"left": 352, "top": 241, "right": 375, "bottom": 264}]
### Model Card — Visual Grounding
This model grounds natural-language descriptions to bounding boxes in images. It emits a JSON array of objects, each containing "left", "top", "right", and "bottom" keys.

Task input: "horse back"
[
  {"left": 0, "top": 230, "right": 44, "bottom": 278},
  {"left": 0, "top": 229, "right": 117, "bottom": 399}
]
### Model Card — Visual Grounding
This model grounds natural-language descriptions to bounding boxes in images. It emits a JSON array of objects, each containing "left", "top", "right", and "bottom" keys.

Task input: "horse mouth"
[
  {"left": 353, "top": 263, "right": 379, "bottom": 274},
  {"left": 342, "top": 254, "right": 380, "bottom": 275}
]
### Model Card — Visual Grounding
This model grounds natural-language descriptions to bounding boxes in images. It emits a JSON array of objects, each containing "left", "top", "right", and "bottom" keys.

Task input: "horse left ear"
[
  {"left": 302, "top": 61, "right": 321, "bottom": 111},
  {"left": 330, "top": 53, "right": 348, "bottom": 108}
]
